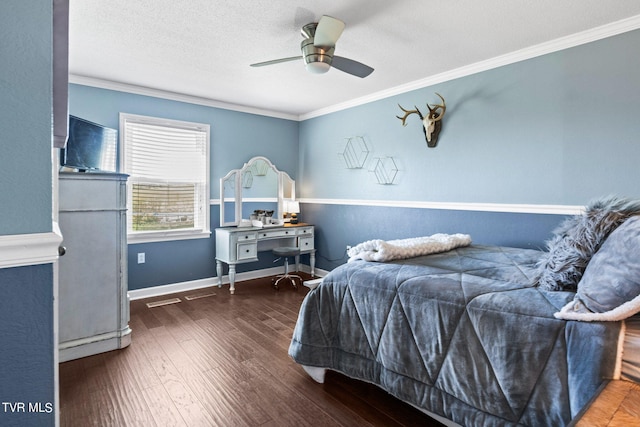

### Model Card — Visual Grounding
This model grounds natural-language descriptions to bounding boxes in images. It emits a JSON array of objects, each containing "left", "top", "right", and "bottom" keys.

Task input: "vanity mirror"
[{"left": 219, "top": 156, "right": 295, "bottom": 227}]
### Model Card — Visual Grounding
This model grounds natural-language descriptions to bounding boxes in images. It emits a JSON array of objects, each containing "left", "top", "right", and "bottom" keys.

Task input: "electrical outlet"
[{"left": 137, "top": 252, "right": 145, "bottom": 264}]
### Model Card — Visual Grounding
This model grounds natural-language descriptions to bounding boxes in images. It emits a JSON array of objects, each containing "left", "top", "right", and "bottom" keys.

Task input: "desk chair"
[{"left": 272, "top": 246, "right": 301, "bottom": 290}]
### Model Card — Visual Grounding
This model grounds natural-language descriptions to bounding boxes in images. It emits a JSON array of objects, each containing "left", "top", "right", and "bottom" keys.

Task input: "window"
[{"left": 120, "top": 113, "right": 210, "bottom": 243}]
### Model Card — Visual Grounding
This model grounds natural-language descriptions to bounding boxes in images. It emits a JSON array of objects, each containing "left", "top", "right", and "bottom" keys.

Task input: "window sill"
[{"left": 127, "top": 229, "right": 211, "bottom": 244}]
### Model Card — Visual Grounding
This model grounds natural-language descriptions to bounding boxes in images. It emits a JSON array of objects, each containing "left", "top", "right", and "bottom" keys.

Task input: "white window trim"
[{"left": 119, "top": 113, "right": 211, "bottom": 244}]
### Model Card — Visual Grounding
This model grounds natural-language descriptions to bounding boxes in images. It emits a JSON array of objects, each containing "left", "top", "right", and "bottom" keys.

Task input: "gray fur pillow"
[
  {"left": 536, "top": 196, "right": 640, "bottom": 291},
  {"left": 555, "top": 216, "right": 640, "bottom": 321}
]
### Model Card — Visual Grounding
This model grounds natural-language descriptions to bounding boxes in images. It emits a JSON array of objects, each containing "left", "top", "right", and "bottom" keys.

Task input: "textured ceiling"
[{"left": 69, "top": 1, "right": 640, "bottom": 119}]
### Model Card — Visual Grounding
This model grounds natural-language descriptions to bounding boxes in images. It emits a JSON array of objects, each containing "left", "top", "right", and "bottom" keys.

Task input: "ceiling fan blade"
[
  {"left": 332, "top": 56, "right": 374, "bottom": 78},
  {"left": 314, "top": 15, "right": 345, "bottom": 48},
  {"left": 250, "top": 56, "right": 302, "bottom": 67}
]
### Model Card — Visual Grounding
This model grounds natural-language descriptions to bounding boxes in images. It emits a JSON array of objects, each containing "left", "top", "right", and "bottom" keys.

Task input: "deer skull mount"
[{"left": 397, "top": 93, "right": 446, "bottom": 148}]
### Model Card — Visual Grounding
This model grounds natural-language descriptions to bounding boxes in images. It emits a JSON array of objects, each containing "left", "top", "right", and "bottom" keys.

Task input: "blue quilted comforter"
[{"left": 289, "top": 245, "right": 621, "bottom": 426}]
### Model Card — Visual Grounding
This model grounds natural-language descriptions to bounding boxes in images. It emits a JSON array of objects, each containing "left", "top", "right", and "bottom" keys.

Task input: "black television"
[{"left": 60, "top": 115, "right": 118, "bottom": 172}]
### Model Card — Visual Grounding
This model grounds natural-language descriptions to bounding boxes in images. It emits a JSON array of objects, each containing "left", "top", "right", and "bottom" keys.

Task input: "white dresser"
[
  {"left": 58, "top": 172, "right": 131, "bottom": 362},
  {"left": 215, "top": 223, "right": 315, "bottom": 293}
]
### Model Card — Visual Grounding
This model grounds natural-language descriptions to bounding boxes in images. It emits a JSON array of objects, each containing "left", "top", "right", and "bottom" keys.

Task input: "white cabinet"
[{"left": 58, "top": 172, "right": 131, "bottom": 362}]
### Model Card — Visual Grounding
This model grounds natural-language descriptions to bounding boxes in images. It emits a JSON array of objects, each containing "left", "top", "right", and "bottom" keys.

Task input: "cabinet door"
[{"left": 58, "top": 210, "right": 120, "bottom": 342}]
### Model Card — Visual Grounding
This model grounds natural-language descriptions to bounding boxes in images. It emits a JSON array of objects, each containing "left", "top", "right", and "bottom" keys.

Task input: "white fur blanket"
[{"left": 347, "top": 234, "right": 472, "bottom": 263}]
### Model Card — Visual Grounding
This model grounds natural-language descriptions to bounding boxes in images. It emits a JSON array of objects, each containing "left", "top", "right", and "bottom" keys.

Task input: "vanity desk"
[
  {"left": 217, "top": 156, "right": 313, "bottom": 294},
  {"left": 215, "top": 223, "right": 315, "bottom": 294}
]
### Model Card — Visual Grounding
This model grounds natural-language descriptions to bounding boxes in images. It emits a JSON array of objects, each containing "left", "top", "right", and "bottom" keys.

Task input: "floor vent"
[
  {"left": 146, "top": 298, "right": 182, "bottom": 308},
  {"left": 184, "top": 292, "right": 216, "bottom": 301}
]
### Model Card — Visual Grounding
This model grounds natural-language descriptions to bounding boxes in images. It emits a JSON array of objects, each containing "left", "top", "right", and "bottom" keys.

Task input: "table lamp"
[{"left": 284, "top": 200, "right": 300, "bottom": 224}]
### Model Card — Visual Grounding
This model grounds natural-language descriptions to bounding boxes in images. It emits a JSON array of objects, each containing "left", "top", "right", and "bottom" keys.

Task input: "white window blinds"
[{"left": 120, "top": 114, "right": 210, "bottom": 242}]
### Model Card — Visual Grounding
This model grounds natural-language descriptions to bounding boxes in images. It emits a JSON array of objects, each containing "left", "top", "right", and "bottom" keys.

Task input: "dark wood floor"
[{"left": 59, "top": 275, "right": 445, "bottom": 427}]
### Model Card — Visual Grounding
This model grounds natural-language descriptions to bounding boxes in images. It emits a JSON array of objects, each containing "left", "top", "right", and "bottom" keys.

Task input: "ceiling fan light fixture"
[
  {"left": 301, "top": 39, "right": 333, "bottom": 74},
  {"left": 305, "top": 61, "right": 331, "bottom": 74},
  {"left": 304, "top": 55, "right": 332, "bottom": 74}
]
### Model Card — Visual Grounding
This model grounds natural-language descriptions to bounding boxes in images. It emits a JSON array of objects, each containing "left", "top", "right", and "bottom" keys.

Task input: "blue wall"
[
  {"left": 0, "top": 1, "right": 56, "bottom": 426},
  {"left": 0, "top": 265, "right": 55, "bottom": 426},
  {"left": 68, "top": 84, "right": 300, "bottom": 199},
  {"left": 69, "top": 84, "right": 299, "bottom": 289},
  {"left": 305, "top": 204, "right": 568, "bottom": 271},
  {"left": 0, "top": 1, "right": 53, "bottom": 235},
  {"left": 299, "top": 29, "right": 640, "bottom": 205}
]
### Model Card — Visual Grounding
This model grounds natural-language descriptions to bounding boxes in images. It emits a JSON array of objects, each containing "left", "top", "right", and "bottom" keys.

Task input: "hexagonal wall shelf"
[
  {"left": 340, "top": 136, "right": 369, "bottom": 169},
  {"left": 371, "top": 157, "right": 398, "bottom": 185}
]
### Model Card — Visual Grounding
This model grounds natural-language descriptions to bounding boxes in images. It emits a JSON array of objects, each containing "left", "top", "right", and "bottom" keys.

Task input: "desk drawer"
[
  {"left": 299, "top": 236, "right": 314, "bottom": 251},
  {"left": 296, "top": 226, "right": 314, "bottom": 236},
  {"left": 258, "top": 229, "right": 295, "bottom": 239},
  {"left": 237, "top": 243, "right": 257, "bottom": 260},
  {"left": 234, "top": 232, "right": 257, "bottom": 243}
]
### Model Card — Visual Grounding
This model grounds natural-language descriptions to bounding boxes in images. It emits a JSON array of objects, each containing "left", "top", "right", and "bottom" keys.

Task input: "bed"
[{"left": 289, "top": 197, "right": 640, "bottom": 426}]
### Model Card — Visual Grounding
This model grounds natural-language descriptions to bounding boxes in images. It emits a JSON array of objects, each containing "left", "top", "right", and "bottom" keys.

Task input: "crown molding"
[
  {"left": 0, "top": 224, "right": 64, "bottom": 269},
  {"left": 68, "top": 74, "right": 299, "bottom": 121}
]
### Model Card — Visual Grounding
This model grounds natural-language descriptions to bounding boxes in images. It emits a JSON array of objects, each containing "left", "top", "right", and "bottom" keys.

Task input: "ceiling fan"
[{"left": 250, "top": 15, "right": 374, "bottom": 78}]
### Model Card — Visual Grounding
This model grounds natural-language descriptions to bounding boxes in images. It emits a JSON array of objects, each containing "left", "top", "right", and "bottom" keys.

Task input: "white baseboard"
[
  {"left": 129, "top": 276, "right": 219, "bottom": 301},
  {"left": 128, "top": 264, "right": 329, "bottom": 301},
  {"left": 59, "top": 327, "right": 132, "bottom": 362}
]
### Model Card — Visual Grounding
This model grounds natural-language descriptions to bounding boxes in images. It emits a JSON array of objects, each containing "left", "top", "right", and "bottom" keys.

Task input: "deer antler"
[
  {"left": 426, "top": 93, "right": 446, "bottom": 121},
  {"left": 396, "top": 105, "right": 424, "bottom": 126}
]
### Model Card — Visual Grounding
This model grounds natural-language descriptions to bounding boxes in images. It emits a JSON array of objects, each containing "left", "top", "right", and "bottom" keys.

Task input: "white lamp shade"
[{"left": 285, "top": 200, "right": 300, "bottom": 213}]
